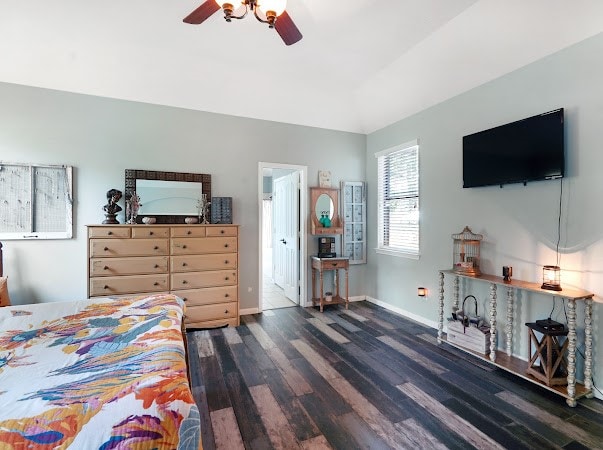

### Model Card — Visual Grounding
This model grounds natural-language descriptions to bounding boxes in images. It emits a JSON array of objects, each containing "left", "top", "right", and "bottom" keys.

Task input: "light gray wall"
[
  {"left": 2, "top": 32, "right": 601, "bottom": 396},
  {"left": 0, "top": 84, "right": 366, "bottom": 307},
  {"left": 366, "top": 33, "right": 603, "bottom": 394}
]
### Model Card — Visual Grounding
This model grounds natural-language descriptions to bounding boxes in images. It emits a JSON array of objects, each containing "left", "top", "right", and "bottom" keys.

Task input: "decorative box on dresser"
[{"left": 87, "top": 224, "right": 240, "bottom": 329}]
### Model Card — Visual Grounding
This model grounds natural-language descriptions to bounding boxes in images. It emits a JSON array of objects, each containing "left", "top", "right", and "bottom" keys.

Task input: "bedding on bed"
[{"left": 0, "top": 293, "right": 200, "bottom": 449}]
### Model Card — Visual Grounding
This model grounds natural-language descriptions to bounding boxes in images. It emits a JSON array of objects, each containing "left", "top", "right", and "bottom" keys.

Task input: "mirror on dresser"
[
  {"left": 125, "top": 169, "right": 211, "bottom": 224},
  {"left": 310, "top": 187, "right": 342, "bottom": 235}
]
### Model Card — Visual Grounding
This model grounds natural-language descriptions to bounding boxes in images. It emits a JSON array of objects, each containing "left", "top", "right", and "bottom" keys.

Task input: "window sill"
[{"left": 375, "top": 248, "right": 420, "bottom": 260}]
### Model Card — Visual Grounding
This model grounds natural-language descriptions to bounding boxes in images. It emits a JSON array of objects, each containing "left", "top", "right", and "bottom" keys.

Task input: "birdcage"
[{"left": 452, "top": 226, "right": 483, "bottom": 276}]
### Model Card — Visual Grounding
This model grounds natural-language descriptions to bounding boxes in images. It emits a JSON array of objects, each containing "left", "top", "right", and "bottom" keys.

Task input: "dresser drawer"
[
  {"left": 171, "top": 226, "right": 206, "bottom": 238},
  {"left": 171, "top": 253, "right": 237, "bottom": 273},
  {"left": 172, "top": 286, "right": 237, "bottom": 306},
  {"left": 171, "top": 270, "right": 237, "bottom": 290},
  {"left": 90, "top": 256, "right": 169, "bottom": 277},
  {"left": 132, "top": 227, "right": 170, "bottom": 238},
  {"left": 185, "top": 301, "right": 238, "bottom": 323},
  {"left": 185, "top": 317, "right": 239, "bottom": 330},
  {"left": 89, "top": 274, "right": 169, "bottom": 296},
  {"left": 206, "top": 226, "right": 238, "bottom": 237},
  {"left": 171, "top": 237, "right": 237, "bottom": 255},
  {"left": 88, "top": 227, "right": 131, "bottom": 238},
  {"left": 90, "top": 239, "right": 169, "bottom": 257}
]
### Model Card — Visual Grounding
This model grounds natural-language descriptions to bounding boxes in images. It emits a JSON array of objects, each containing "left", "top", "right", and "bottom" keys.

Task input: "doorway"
[{"left": 258, "top": 163, "right": 307, "bottom": 312}]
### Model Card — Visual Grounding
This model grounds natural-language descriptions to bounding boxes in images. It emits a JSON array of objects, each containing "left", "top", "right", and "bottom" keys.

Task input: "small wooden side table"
[
  {"left": 311, "top": 256, "right": 349, "bottom": 312},
  {"left": 526, "top": 322, "right": 569, "bottom": 386}
]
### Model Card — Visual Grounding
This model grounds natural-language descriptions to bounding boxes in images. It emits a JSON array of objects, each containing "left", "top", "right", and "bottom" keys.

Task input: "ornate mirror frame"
[
  {"left": 124, "top": 169, "right": 211, "bottom": 224},
  {"left": 310, "top": 187, "right": 343, "bottom": 235}
]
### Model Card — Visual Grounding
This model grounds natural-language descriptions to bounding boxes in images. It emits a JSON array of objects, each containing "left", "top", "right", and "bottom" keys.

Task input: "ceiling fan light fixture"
[
  {"left": 215, "top": 0, "right": 236, "bottom": 7},
  {"left": 184, "top": 0, "right": 301, "bottom": 45},
  {"left": 216, "top": 1, "right": 242, "bottom": 21},
  {"left": 260, "top": 0, "right": 286, "bottom": 16}
]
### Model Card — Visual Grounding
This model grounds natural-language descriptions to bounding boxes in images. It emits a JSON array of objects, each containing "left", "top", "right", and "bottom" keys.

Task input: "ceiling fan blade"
[
  {"left": 274, "top": 11, "right": 303, "bottom": 46},
  {"left": 183, "top": 0, "right": 221, "bottom": 25}
]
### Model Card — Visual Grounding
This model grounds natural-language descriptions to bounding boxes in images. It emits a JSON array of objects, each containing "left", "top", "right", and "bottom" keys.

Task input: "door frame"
[{"left": 258, "top": 162, "right": 308, "bottom": 311}]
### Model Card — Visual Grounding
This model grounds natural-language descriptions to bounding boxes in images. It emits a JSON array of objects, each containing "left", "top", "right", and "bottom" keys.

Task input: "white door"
[
  {"left": 272, "top": 172, "right": 300, "bottom": 303},
  {"left": 272, "top": 178, "right": 285, "bottom": 288}
]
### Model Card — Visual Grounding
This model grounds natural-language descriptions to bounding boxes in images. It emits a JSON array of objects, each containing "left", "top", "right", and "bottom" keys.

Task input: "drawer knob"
[
  {"left": 187, "top": 230, "right": 192, "bottom": 235},
  {"left": 103, "top": 285, "right": 109, "bottom": 289},
  {"left": 331, "top": 263, "right": 337, "bottom": 267},
  {"left": 224, "top": 260, "right": 229, "bottom": 264},
  {"left": 154, "top": 264, "right": 159, "bottom": 268},
  {"left": 149, "top": 231, "right": 154, "bottom": 236},
  {"left": 107, "top": 231, "right": 113, "bottom": 236},
  {"left": 224, "top": 244, "right": 229, "bottom": 248},
  {"left": 220, "top": 230, "right": 225, "bottom": 234},
  {"left": 225, "top": 293, "right": 229, "bottom": 298},
  {"left": 183, "top": 297, "right": 188, "bottom": 302},
  {"left": 154, "top": 282, "right": 159, "bottom": 286},
  {"left": 154, "top": 246, "right": 159, "bottom": 250},
  {"left": 182, "top": 280, "right": 188, "bottom": 284},
  {"left": 224, "top": 309, "right": 229, "bottom": 314},
  {"left": 104, "top": 247, "right": 109, "bottom": 251},
  {"left": 182, "top": 262, "right": 187, "bottom": 267},
  {"left": 183, "top": 245, "right": 187, "bottom": 249},
  {"left": 225, "top": 277, "right": 229, "bottom": 281},
  {"left": 103, "top": 266, "right": 109, "bottom": 270}
]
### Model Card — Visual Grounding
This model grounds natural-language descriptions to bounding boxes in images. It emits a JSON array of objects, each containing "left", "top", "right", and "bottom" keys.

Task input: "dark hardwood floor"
[{"left": 187, "top": 301, "right": 603, "bottom": 450}]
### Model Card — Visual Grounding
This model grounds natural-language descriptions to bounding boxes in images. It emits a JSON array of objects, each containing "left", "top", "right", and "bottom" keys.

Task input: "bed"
[{"left": 0, "top": 291, "right": 201, "bottom": 449}]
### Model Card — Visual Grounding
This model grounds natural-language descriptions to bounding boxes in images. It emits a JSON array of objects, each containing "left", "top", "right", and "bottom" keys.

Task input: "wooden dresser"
[{"left": 87, "top": 224, "right": 239, "bottom": 329}]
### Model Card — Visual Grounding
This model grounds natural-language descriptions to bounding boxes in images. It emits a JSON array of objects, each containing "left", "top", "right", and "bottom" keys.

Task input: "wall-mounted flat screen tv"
[{"left": 463, "top": 108, "right": 564, "bottom": 188}]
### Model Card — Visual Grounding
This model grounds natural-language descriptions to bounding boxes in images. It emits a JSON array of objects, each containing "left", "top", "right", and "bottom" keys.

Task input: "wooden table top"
[{"left": 440, "top": 269, "right": 595, "bottom": 302}]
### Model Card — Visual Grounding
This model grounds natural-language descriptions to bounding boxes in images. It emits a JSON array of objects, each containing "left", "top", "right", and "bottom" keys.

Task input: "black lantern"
[{"left": 541, "top": 265, "right": 562, "bottom": 291}]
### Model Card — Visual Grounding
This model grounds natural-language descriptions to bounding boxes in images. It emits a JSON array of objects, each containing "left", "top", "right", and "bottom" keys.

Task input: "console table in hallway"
[
  {"left": 438, "top": 270, "right": 595, "bottom": 407},
  {"left": 311, "top": 256, "right": 349, "bottom": 312}
]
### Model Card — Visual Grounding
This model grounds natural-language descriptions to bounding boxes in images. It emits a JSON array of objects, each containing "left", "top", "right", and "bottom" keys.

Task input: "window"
[{"left": 375, "top": 140, "right": 419, "bottom": 257}]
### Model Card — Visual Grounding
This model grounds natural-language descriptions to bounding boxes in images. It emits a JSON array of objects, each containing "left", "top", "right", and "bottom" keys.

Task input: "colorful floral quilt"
[{"left": 0, "top": 294, "right": 200, "bottom": 449}]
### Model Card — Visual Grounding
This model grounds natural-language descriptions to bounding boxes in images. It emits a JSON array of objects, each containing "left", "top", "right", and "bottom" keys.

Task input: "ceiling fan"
[{"left": 183, "top": 0, "right": 303, "bottom": 46}]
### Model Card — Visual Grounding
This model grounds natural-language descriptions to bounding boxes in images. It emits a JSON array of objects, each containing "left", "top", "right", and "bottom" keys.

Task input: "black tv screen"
[{"left": 463, "top": 109, "right": 564, "bottom": 188}]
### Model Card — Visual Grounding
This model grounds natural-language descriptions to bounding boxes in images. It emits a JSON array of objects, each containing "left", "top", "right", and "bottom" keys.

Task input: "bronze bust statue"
[{"left": 102, "top": 189, "right": 122, "bottom": 224}]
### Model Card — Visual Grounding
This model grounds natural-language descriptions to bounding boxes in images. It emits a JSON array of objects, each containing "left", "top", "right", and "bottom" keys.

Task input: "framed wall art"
[{"left": 0, "top": 162, "right": 73, "bottom": 240}]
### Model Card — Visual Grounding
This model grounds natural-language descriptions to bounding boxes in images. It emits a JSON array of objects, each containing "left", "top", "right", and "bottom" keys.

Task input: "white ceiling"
[{"left": 1, "top": 0, "right": 603, "bottom": 134}]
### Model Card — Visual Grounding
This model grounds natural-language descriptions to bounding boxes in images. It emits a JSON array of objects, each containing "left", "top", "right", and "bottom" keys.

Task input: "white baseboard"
[
  {"left": 365, "top": 296, "right": 439, "bottom": 329},
  {"left": 240, "top": 307, "right": 260, "bottom": 316}
]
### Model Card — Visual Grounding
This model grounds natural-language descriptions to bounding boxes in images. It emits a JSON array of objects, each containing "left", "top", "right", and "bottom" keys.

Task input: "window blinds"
[{"left": 376, "top": 143, "right": 419, "bottom": 255}]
